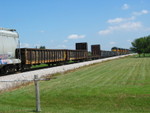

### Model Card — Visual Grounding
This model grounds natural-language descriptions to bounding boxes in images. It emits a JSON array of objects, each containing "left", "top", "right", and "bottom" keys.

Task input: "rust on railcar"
[
  {"left": 16, "top": 48, "right": 67, "bottom": 65},
  {"left": 75, "top": 42, "right": 88, "bottom": 51},
  {"left": 91, "top": 44, "right": 101, "bottom": 59}
]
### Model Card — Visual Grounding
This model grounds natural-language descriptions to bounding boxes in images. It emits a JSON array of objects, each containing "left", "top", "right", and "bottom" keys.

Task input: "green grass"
[
  {"left": 31, "top": 64, "right": 48, "bottom": 68},
  {"left": 0, "top": 56, "right": 150, "bottom": 113},
  {"left": 136, "top": 53, "right": 150, "bottom": 57}
]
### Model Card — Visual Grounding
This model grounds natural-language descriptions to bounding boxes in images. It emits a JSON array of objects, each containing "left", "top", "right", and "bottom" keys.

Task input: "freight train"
[{"left": 0, "top": 28, "right": 130, "bottom": 74}]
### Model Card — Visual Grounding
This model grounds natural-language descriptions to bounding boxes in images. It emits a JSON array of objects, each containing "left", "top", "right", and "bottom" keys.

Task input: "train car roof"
[
  {"left": 0, "top": 28, "right": 19, "bottom": 38},
  {"left": 19, "top": 48, "right": 87, "bottom": 52}
]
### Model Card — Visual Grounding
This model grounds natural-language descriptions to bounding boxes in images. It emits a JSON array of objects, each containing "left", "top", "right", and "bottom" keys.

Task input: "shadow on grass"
[{"left": 2, "top": 109, "right": 36, "bottom": 113}]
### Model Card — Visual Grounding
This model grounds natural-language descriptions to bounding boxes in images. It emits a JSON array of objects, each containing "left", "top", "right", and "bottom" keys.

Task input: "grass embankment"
[{"left": 0, "top": 56, "right": 150, "bottom": 113}]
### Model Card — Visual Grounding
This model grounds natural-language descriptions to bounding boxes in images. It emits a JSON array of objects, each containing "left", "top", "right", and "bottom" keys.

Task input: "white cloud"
[
  {"left": 99, "top": 29, "right": 111, "bottom": 35},
  {"left": 107, "top": 16, "right": 135, "bottom": 24},
  {"left": 99, "top": 7, "right": 149, "bottom": 36},
  {"left": 122, "top": 4, "right": 129, "bottom": 10},
  {"left": 133, "top": 10, "right": 149, "bottom": 16},
  {"left": 108, "top": 18, "right": 123, "bottom": 24},
  {"left": 110, "top": 42, "right": 116, "bottom": 45},
  {"left": 99, "top": 22, "right": 142, "bottom": 35},
  {"left": 67, "top": 34, "right": 86, "bottom": 39},
  {"left": 117, "top": 22, "right": 142, "bottom": 29}
]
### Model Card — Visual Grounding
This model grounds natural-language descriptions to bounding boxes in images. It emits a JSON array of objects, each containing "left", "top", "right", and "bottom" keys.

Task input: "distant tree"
[{"left": 39, "top": 46, "right": 46, "bottom": 49}]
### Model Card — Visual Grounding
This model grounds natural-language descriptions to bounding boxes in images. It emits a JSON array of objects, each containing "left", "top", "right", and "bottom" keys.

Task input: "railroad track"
[{"left": 0, "top": 54, "right": 133, "bottom": 91}]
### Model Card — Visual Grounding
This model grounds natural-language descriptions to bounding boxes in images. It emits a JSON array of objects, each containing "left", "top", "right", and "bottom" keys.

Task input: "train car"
[
  {"left": 101, "top": 50, "right": 117, "bottom": 58},
  {"left": 67, "top": 50, "right": 88, "bottom": 61},
  {"left": 91, "top": 45, "right": 101, "bottom": 59},
  {"left": 101, "top": 50, "right": 108, "bottom": 58},
  {"left": 76, "top": 42, "right": 88, "bottom": 51},
  {"left": 111, "top": 47, "right": 120, "bottom": 55},
  {"left": 112, "top": 47, "right": 130, "bottom": 55},
  {"left": 16, "top": 48, "right": 67, "bottom": 70},
  {"left": 125, "top": 49, "right": 130, "bottom": 54},
  {"left": 16, "top": 48, "right": 88, "bottom": 70},
  {"left": 0, "top": 28, "right": 130, "bottom": 75},
  {"left": 0, "top": 28, "right": 21, "bottom": 74}
]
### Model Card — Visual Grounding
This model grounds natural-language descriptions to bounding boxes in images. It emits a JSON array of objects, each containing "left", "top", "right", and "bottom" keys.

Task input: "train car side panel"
[{"left": 16, "top": 48, "right": 67, "bottom": 66}]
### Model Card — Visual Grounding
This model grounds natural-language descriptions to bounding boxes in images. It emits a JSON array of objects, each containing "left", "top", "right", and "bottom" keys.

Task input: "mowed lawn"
[{"left": 0, "top": 56, "right": 150, "bottom": 113}]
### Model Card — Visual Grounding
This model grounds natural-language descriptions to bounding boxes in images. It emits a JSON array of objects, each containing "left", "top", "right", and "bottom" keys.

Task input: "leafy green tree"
[
  {"left": 131, "top": 35, "right": 150, "bottom": 57},
  {"left": 131, "top": 38, "right": 142, "bottom": 56}
]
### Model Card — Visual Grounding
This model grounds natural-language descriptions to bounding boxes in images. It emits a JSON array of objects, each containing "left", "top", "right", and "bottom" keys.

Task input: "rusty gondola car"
[
  {"left": 16, "top": 48, "right": 67, "bottom": 69},
  {"left": 67, "top": 50, "right": 88, "bottom": 61}
]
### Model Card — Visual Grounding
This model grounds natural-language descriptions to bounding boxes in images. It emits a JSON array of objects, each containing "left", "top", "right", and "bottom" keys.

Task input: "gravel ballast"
[{"left": 0, "top": 54, "right": 132, "bottom": 91}]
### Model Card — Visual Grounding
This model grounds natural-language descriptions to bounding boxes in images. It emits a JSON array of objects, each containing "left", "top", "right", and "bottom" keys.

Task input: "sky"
[{"left": 0, "top": 0, "right": 150, "bottom": 51}]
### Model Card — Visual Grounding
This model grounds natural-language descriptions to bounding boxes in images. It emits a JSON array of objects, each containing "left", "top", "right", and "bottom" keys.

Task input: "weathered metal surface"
[
  {"left": 67, "top": 50, "right": 88, "bottom": 61},
  {"left": 17, "top": 48, "right": 67, "bottom": 65},
  {"left": 76, "top": 42, "right": 88, "bottom": 51},
  {"left": 91, "top": 45, "right": 101, "bottom": 58}
]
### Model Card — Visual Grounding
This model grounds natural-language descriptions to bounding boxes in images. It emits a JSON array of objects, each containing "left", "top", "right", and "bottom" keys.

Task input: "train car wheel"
[
  {"left": 3, "top": 66, "right": 9, "bottom": 74},
  {"left": 3, "top": 65, "right": 17, "bottom": 74}
]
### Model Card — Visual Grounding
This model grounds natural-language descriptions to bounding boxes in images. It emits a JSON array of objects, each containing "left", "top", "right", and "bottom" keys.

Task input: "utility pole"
[{"left": 34, "top": 75, "right": 41, "bottom": 112}]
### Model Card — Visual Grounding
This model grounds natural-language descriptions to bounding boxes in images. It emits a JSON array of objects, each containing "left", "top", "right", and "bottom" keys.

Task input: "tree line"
[{"left": 131, "top": 35, "right": 150, "bottom": 57}]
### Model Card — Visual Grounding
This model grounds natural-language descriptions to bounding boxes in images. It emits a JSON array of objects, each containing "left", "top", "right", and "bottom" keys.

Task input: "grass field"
[{"left": 0, "top": 55, "right": 150, "bottom": 113}]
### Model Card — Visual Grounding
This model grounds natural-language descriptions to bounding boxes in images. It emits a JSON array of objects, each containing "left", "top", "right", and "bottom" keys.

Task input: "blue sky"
[{"left": 0, "top": 0, "right": 150, "bottom": 50}]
